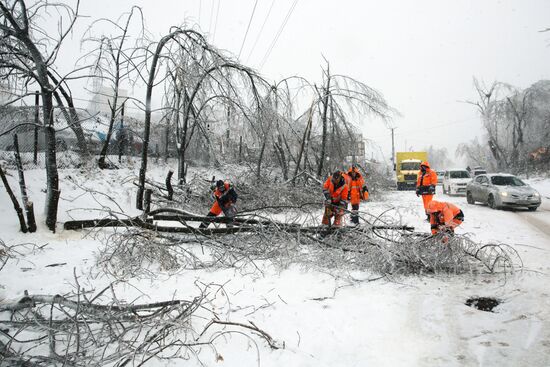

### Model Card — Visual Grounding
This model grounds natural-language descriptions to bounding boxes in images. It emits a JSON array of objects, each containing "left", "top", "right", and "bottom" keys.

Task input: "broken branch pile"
[
  {"left": 64, "top": 206, "right": 522, "bottom": 279},
  {"left": 0, "top": 284, "right": 281, "bottom": 366}
]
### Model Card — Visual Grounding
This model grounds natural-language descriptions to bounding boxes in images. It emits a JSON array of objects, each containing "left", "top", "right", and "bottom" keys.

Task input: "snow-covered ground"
[{"left": 1, "top": 162, "right": 550, "bottom": 366}]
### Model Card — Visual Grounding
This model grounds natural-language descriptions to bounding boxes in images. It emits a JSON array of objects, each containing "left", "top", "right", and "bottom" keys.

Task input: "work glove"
[
  {"left": 415, "top": 188, "right": 420, "bottom": 197},
  {"left": 439, "top": 225, "right": 454, "bottom": 235}
]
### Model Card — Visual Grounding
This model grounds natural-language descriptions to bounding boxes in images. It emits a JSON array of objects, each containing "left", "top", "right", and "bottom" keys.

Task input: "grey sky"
[{"left": 69, "top": 0, "right": 550, "bottom": 165}]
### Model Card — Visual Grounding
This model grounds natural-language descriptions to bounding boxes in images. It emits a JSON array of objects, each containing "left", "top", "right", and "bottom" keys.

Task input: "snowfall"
[{"left": 1, "top": 159, "right": 550, "bottom": 367}]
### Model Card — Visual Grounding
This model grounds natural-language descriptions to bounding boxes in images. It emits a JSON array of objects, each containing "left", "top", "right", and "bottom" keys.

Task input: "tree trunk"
[
  {"left": 292, "top": 106, "right": 313, "bottom": 186},
  {"left": 164, "top": 123, "right": 170, "bottom": 162},
  {"left": 238, "top": 135, "right": 243, "bottom": 163},
  {"left": 277, "top": 134, "right": 288, "bottom": 180},
  {"left": 138, "top": 32, "right": 184, "bottom": 209},
  {"left": 273, "top": 142, "right": 288, "bottom": 180},
  {"left": 13, "top": 134, "right": 36, "bottom": 232},
  {"left": 0, "top": 164, "right": 27, "bottom": 233},
  {"left": 98, "top": 95, "right": 120, "bottom": 169},
  {"left": 317, "top": 69, "right": 331, "bottom": 178},
  {"left": 165, "top": 170, "right": 174, "bottom": 200},
  {"left": 256, "top": 133, "right": 268, "bottom": 179},
  {"left": 43, "top": 91, "right": 60, "bottom": 232},
  {"left": 48, "top": 73, "right": 89, "bottom": 157},
  {"left": 33, "top": 91, "right": 39, "bottom": 165},
  {"left": 178, "top": 93, "right": 188, "bottom": 185}
]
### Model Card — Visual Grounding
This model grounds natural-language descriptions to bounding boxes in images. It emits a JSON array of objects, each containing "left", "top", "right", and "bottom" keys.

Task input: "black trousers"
[{"left": 351, "top": 203, "right": 360, "bottom": 224}]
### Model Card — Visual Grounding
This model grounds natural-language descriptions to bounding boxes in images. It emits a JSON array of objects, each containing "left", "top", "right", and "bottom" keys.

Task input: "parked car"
[
  {"left": 466, "top": 173, "right": 541, "bottom": 211},
  {"left": 436, "top": 170, "right": 445, "bottom": 185},
  {"left": 442, "top": 169, "right": 471, "bottom": 195},
  {"left": 472, "top": 168, "right": 487, "bottom": 176}
]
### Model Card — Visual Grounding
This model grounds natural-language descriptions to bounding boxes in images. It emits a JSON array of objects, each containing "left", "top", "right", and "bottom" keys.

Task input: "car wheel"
[
  {"left": 528, "top": 206, "right": 538, "bottom": 212},
  {"left": 488, "top": 194, "right": 497, "bottom": 209},
  {"left": 466, "top": 191, "right": 475, "bottom": 204}
]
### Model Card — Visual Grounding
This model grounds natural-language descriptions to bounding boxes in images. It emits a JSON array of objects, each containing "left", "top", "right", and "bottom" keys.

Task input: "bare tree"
[
  {"left": 136, "top": 28, "right": 267, "bottom": 207},
  {"left": 168, "top": 49, "right": 266, "bottom": 182},
  {"left": 456, "top": 137, "right": 497, "bottom": 172},
  {"left": 468, "top": 78, "right": 545, "bottom": 172},
  {"left": 83, "top": 6, "right": 144, "bottom": 168},
  {"left": 313, "top": 61, "right": 395, "bottom": 178},
  {"left": 424, "top": 145, "right": 452, "bottom": 170},
  {"left": 0, "top": 0, "right": 83, "bottom": 231}
]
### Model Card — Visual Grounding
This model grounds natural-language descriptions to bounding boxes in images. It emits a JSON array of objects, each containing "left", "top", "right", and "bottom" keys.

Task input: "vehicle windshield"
[
  {"left": 450, "top": 171, "right": 470, "bottom": 179},
  {"left": 473, "top": 170, "right": 486, "bottom": 175},
  {"left": 490, "top": 176, "right": 525, "bottom": 186},
  {"left": 401, "top": 162, "right": 420, "bottom": 170}
]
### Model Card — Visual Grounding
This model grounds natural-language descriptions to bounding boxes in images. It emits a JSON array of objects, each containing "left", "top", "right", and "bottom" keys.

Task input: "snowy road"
[
  {"left": 1, "top": 168, "right": 550, "bottom": 366},
  {"left": 369, "top": 187, "right": 550, "bottom": 366}
]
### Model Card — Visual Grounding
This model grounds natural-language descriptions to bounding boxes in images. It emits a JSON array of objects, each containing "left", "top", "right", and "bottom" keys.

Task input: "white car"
[
  {"left": 442, "top": 169, "right": 472, "bottom": 196},
  {"left": 436, "top": 171, "right": 445, "bottom": 185}
]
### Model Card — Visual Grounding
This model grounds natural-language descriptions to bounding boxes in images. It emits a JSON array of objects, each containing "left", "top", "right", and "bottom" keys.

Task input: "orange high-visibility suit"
[
  {"left": 427, "top": 200, "right": 464, "bottom": 235},
  {"left": 199, "top": 180, "right": 238, "bottom": 228},
  {"left": 322, "top": 172, "right": 349, "bottom": 227},
  {"left": 344, "top": 167, "right": 369, "bottom": 225},
  {"left": 416, "top": 161, "right": 438, "bottom": 213}
]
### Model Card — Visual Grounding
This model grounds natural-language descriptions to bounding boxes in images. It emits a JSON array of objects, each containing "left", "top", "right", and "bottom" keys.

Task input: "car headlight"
[
  {"left": 500, "top": 192, "right": 508, "bottom": 197},
  {"left": 534, "top": 192, "right": 540, "bottom": 197}
]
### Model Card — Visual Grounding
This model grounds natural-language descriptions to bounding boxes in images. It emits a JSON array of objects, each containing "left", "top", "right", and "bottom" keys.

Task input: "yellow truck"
[{"left": 395, "top": 151, "right": 428, "bottom": 190}]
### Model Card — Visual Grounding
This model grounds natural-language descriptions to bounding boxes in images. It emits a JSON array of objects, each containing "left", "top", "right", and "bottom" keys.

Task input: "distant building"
[{"left": 88, "top": 84, "right": 128, "bottom": 115}]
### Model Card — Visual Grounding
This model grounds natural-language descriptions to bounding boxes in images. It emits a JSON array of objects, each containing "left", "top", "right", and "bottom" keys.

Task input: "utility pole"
[{"left": 390, "top": 127, "right": 396, "bottom": 170}]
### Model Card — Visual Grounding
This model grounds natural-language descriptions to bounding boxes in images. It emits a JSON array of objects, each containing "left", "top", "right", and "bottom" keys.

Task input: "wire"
[
  {"left": 258, "top": 0, "right": 298, "bottom": 70},
  {"left": 245, "top": 0, "right": 275, "bottom": 64},
  {"left": 238, "top": 0, "right": 259, "bottom": 59},
  {"left": 208, "top": 0, "right": 215, "bottom": 35},
  {"left": 198, "top": 0, "right": 202, "bottom": 26},
  {"left": 211, "top": 0, "right": 221, "bottom": 43}
]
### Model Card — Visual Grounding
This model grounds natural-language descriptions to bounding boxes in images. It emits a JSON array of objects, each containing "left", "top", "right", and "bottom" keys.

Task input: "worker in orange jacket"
[
  {"left": 344, "top": 166, "right": 369, "bottom": 225},
  {"left": 416, "top": 161, "right": 437, "bottom": 219},
  {"left": 322, "top": 171, "right": 349, "bottom": 227},
  {"left": 426, "top": 200, "right": 464, "bottom": 235},
  {"left": 199, "top": 180, "right": 238, "bottom": 228}
]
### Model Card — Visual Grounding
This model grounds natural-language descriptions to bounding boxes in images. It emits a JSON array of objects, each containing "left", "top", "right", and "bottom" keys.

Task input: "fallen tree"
[
  {"left": 0, "top": 284, "right": 282, "bottom": 366},
  {"left": 62, "top": 205, "right": 522, "bottom": 280}
]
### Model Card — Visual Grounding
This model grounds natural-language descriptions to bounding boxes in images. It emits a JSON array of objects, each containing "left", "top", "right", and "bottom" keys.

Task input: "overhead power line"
[
  {"left": 245, "top": 0, "right": 276, "bottom": 64},
  {"left": 259, "top": 0, "right": 298, "bottom": 70},
  {"left": 238, "top": 0, "right": 259, "bottom": 59},
  {"left": 212, "top": 0, "right": 221, "bottom": 42},
  {"left": 208, "top": 0, "right": 215, "bottom": 35}
]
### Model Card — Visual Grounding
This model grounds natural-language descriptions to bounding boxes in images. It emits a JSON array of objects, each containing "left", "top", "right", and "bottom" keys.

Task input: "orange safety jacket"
[
  {"left": 323, "top": 177, "right": 349, "bottom": 205},
  {"left": 416, "top": 163, "right": 437, "bottom": 194},
  {"left": 429, "top": 201, "right": 463, "bottom": 234},
  {"left": 344, "top": 171, "right": 368, "bottom": 205}
]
